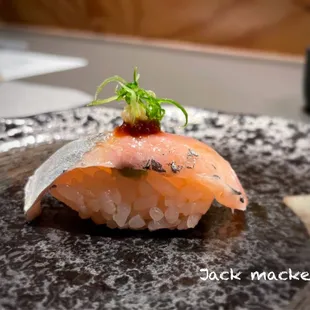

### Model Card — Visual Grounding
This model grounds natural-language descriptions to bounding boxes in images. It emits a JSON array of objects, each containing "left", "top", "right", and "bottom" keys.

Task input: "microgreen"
[{"left": 89, "top": 67, "right": 188, "bottom": 126}]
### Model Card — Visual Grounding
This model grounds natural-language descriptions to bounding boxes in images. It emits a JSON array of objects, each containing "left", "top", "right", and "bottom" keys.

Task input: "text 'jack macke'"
[{"left": 200, "top": 268, "right": 310, "bottom": 281}]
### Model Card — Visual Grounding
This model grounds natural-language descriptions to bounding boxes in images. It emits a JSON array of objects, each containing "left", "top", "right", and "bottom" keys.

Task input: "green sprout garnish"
[{"left": 88, "top": 67, "right": 188, "bottom": 126}]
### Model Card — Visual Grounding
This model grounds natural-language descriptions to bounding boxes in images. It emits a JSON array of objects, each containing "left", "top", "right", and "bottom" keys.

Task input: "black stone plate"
[{"left": 0, "top": 106, "right": 310, "bottom": 310}]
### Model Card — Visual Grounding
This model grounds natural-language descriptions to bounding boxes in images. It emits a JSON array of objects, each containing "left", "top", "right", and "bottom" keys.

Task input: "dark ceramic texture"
[{"left": 0, "top": 106, "right": 310, "bottom": 310}]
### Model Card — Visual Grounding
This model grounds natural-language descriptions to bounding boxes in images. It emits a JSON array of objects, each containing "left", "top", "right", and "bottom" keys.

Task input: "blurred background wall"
[{"left": 0, "top": 0, "right": 310, "bottom": 56}]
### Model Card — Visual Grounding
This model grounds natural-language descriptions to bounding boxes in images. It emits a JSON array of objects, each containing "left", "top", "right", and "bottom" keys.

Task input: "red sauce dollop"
[{"left": 114, "top": 120, "right": 161, "bottom": 137}]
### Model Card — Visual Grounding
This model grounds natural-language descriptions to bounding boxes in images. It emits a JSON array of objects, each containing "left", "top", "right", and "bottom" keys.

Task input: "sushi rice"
[{"left": 50, "top": 167, "right": 212, "bottom": 231}]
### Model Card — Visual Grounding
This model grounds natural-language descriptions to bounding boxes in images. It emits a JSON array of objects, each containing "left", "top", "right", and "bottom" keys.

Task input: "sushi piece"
[
  {"left": 24, "top": 68, "right": 248, "bottom": 231},
  {"left": 283, "top": 195, "right": 310, "bottom": 234}
]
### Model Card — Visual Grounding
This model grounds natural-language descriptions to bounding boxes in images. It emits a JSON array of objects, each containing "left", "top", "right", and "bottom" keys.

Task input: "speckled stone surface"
[{"left": 0, "top": 106, "right": 310, "bottom": 310}]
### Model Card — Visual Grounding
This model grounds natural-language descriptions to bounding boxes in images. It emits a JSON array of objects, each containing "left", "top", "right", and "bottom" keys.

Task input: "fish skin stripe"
[
  {"left": 24, "top": 132, "right": 111, "bottom": 217},
  {"left": 169, "top": 162, "right": 183, "bottom": 173},
  {"left": 143, "top": 159, "right": 166, "bottom": 173}
]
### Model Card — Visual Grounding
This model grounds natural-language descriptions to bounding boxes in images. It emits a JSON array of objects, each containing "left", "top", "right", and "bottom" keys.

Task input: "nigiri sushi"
[{"left": 24, "top": 68, "right": 248, "bottom": 231}]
